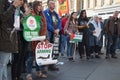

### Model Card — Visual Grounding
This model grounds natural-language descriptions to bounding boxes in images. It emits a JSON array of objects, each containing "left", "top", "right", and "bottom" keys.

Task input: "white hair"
[{"left": 93, "top": 15, "right": 99, "bottom": 20}]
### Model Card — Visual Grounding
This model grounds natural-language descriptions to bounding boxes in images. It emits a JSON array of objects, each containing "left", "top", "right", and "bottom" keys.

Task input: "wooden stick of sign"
[{"left": 73, "top": 43, "right": 77, "bottom": 61}]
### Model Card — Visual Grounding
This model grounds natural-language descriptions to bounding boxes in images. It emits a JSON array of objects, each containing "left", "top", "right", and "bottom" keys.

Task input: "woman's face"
[
  {"left": 72, "top": 13, "right": 77, "bottom": 19},
  {"left": 82, "top": 12, "right": 86, "bottom": 18},
  {"left": 37, "top": 5, "right": 43, "bottom": 12}
]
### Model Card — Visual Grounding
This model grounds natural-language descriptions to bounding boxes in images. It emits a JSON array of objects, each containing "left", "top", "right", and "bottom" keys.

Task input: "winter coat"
[
  {"left": 43, "top": 9, "right": 62, "bottom": 42},
  {"left": 31, "top": 12, "right": 47, "bottom": 53},
  {"left": 105, "top": 17, "right": 120, "bottom": 36},
  {"left": 0, "top": 0, "right": 19, "bottom": 53},
  {"left": 88, "top": 21, "right": 104, "bottom": 47}
]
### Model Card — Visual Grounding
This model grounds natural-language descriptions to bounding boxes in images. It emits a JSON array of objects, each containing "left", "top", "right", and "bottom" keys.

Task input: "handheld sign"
[
  {"left": 22, "top": 15, "right": 44, "bottom": 41},
  {"left": 36, "top": 42, "right": 58, "bottom": 66},
  {"left": 70, "top": 32, "right": 83, "bottom": 43},
  {"left": 53, "top": 34, "right": 60, "bottom": 59}
]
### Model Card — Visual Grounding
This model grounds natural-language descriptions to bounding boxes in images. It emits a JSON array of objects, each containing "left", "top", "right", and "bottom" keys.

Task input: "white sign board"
[{"left": 35, "top": 42, "right": 58, "bottom": 65}]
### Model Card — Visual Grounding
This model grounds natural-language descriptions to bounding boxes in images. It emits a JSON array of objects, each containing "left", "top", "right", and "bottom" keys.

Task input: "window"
[
  {"left": 101, "top": 0, "right": 105, "bottom": 6},
  {"left": 81, "top": 0, "right": 84, "bottom": 9},
  {"left": 70, "top": 0, "right": 74, "bottom": 10},
  {"left": 95, "top": 0, "right": 97, "bottom": 7},
  {"left": 88, "top": 0, "right": 90, "bottom": 8},
  {"left": 110, "top": 0, "right": 114, "bottom": 4}
]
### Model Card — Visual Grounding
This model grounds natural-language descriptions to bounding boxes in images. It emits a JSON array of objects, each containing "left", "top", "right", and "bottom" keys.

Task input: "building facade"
[
  {"left": 27, "top": 0, "right": 81, "bottom": 16},
  {"left": 81, "top": 0, "right": 120, "bottom": 19}
]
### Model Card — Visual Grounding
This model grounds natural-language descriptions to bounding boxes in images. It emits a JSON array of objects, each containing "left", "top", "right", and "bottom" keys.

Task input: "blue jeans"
[
  {"left": 66, "top": 37, "right": 75, "bottom": 57},
  {"left": 35, "top": 62, "right": 45, "bottom": 72},
  {"left": 0, "top": 52, "right": 10, "bottom": 80},
  {"left": 25, "top": 51, "right": 34, "bottom": 74},
  {"left": 60, "top": 34, "right": 67, "bottom": 54},
  {"left": 106, "top": 34, "right": 119, "bottom": 55},
  {"left": 117, "top": 37, "right": 120, "bottom": 49}
]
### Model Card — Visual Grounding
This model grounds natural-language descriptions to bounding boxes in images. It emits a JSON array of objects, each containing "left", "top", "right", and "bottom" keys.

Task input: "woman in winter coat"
[
  {"left": 88, "top": 15, "right": 104, "bottom": 58},
  {"left": 24, "top": 1, "right": 47, "bottom": 80}
]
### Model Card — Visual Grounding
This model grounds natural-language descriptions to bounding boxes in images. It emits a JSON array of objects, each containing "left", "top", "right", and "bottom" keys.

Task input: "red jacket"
[{"left": 61, "top": 17, "right": 68, "bottom": 34}]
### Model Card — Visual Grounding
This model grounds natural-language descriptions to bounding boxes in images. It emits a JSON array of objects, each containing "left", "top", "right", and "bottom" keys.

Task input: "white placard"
[
  {"left": 35, "top": 42, "right": 58, "bottom": 65},
  {"left": 93, "top": 28, "right": 101, "bottom": 37}
]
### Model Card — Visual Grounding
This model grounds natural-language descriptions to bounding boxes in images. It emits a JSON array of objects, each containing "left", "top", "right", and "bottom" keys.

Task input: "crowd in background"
[{"left": 0, "top": 0, "right": 120, "bottom": 80}]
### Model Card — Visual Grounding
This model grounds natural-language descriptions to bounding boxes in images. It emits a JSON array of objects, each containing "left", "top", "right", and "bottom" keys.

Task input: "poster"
[
  {"left": 36, "top": 42, "right": 58, "bottom": 66},
  {"left": 58, "top": 0, "right": 69, "bottom": 16},
  {"left": 22, "top": 15, "right": 45, "bottom": 41}
]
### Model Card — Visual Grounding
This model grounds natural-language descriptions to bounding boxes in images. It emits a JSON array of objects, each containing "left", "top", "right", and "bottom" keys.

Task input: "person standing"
[
  {"left": 105, "top": 11, "right": 120, "bottom": 59},
  {"left": 88, "top": 15, "right": 104, "bottom": 59},
  {"left": 60, "top": 13, "right": 70, "bottom": 56},
  {"left": 44, "top": 0, "right": 62, "bottom": 71},
  {"left": 0, "top": 0, "right": 23, "bottom": 80},
  {"left": 64, "top": 12, "right": 78, "bottom": 61},
  {"left": 11, "top": 1, "right": 31, "bottom": 80},
  {"left": 31, "top": 1, "right": 48, "bottom": 79},
  {"left": 77, "top": 10, "right": 90, "bottom": 59}
]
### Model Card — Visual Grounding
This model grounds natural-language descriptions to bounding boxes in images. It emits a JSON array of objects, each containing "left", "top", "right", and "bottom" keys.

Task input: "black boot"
[
  {"left": 48, "top": 64, "right": 59, "bottom": 71},
  {"left": 111, "top": 55, "right": 117, "bottom": 59}
]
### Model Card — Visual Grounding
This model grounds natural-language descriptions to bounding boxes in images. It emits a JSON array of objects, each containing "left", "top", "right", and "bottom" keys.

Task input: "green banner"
[{"left": 22, "top": 15, "right": 41, "bottom": 41}]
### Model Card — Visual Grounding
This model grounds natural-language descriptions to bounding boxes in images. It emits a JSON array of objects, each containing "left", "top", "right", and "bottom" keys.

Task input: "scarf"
[{"left": 90, "top": 20, "right": 102, "bottom": 41}]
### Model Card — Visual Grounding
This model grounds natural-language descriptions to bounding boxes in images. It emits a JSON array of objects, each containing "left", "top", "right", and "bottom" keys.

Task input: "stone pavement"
[{"left": 8, "top": 48, "right": 120, "bottom": 80}]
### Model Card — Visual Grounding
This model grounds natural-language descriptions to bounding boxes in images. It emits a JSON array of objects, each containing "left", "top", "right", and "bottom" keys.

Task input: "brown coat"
[
  {"left": 105, "top": 17, "right": 120, "bottom": 36},
  {"left": 32, "top": 12, "right": 47, "bottom": 53},
  {"left": 0, "top": 3, "right": 19, "bottom": 53}
]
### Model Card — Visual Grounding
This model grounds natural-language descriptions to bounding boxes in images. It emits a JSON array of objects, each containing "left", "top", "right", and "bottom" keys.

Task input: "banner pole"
[{"left": 73, "top": 43, "right": 76, "bottom": 61}]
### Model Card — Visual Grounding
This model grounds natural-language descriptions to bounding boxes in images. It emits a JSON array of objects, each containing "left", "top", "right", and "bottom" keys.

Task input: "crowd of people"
[{"left": 0, "top": 0, "right": 120, "bottom": 80}]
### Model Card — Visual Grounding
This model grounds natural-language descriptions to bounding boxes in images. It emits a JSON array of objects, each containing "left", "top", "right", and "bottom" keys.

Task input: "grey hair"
[{"left": 93, "top": 15, "right": 99, "bottom": 20}]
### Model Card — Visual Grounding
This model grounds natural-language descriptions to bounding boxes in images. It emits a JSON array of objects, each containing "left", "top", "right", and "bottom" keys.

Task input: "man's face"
[
  {"left": 48, "top": 1, "right": 55, "bottom": 10},
  {"left": 94, "top": 16, "right": 99, "bottom": 22},
  {"left": 113, "top": 11, "right": 119, "bottom": 18}
]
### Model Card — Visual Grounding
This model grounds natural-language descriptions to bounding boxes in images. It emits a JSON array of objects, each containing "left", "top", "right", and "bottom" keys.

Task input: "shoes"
[
  {"left": 105, "top": 54, "right": 118, "bottom": 59},
  {"left": 42, "top": 70, "right": 47, "bottom": 74},
  {"left": 26, "top": 74, "right": 33, "bottom": 80},
  {"left": 48, "top": 65, "right": 59, "bottom": 71},
  {"left": 61, "top": 54, "right": 64, "bottom": 56},
  {"left": 95, "top": 55, "right": 101, "bottom": 58},
  {"left": 98, "top": 52, "right": 104, "bottom": 55},
  {"left": 105, "top": 56, "right": 110, "bottom": 59},
  {"left": 68, "top": 57, "right": 73, "bottom": 61},
  {"left": 36, "top": 72, "right": 47, "bottom": 78},
  {"left": 12, "top": 77, "right": 20, "bottom": 80},
  {"left": 111, "top": 55, "right": 117, "bottom": 59},
  {"left": 86, "top": 56, "right": 90, "bottom": 60},
  {"left": 80, "top": 56, "right": 83, "bottom": 59},
  {"left": 90, "top": 54, "right": 94, "bottom": 59}
]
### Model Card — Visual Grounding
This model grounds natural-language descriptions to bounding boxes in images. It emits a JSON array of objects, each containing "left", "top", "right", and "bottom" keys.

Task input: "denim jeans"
[
  {"left": 117, "top": 37, "right": 120, "bottom": 49},
  {"left": 0, "top": 52, "right": 10, "bottom": 80},
  {"left": 106, "top": 34, "right": 119, "bottom": 55},
  {"left": 66, "top": 36, "right": 75, "bottom": 57},
  {"left": 60, "top": 34, "right": 67, "bottom": 54},
  {"left": 35, "top": 62, "right": 45, "bottom": 72},
  {"left": 25, "top": 51, "right": 34, "bottom": 74}
]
